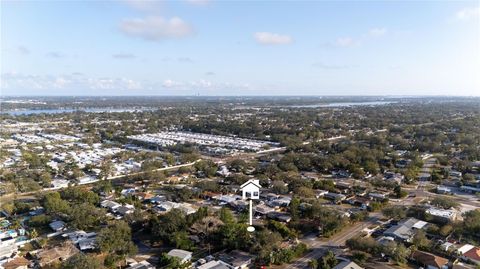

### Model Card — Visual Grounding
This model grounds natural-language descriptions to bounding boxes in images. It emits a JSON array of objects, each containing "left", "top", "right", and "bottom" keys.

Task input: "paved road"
[
  {"left": 0, "top": 160, "right": 201, "bottom": 204},
  {"left": 282, "top": 214, "right": 381, "bottom": 269}
]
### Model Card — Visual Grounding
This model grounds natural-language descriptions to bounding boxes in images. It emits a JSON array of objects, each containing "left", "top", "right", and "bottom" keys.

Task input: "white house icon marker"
[{"left": 240, "top": 179, "right": 261, "bottom": 232}]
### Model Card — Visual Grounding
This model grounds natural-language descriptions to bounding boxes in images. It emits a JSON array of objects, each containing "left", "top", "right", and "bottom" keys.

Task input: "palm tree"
[{"left": 308, "top": 259, "right": 318, "bottom": 269}]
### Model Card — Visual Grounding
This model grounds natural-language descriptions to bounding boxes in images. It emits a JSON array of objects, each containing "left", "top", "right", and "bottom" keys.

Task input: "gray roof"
[
  {"left": 197, "top": 261, "right": 230, "bottom": 269},
  {"left": 383, "top": 218, "right": 427, "bottom": 241},
  {"left": 167, "top": 249, "right": 193, "bottom": 260},
  {"left": 333, "top": 260, "right": 363, "bottom": 269}
]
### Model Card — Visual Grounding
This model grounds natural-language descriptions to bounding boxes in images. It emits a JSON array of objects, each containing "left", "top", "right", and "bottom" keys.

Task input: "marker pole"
[{"left": 249, "top": 199, "right": 253, "bottom": 226}]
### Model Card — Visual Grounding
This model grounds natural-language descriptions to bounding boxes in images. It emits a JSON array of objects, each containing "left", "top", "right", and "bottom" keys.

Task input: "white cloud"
[
  {"left": 1, "top": 72, "right": 144, "bottom": 91},
  {"left": 46, "top": 51, "right": 65, "bottom": 58},
  {"left": 162, "top": 79, "right": 184, "bottom": 88},
  {"left": 335, "top": 37, "right": 356, "bottom": 47},
  {"left": 123, "top": 0, "right": 163, "bottom": 12},
  {"left": 369, "top": 27, "right": 387, "bottom": 37},
  {"left": 455, "top": 6, "right": 480, "bottom": 20},
  {"left": 161, "top": 78, "right": 249, "bottom": 91},
  {"left": 312, "top": 62, "right": 351, "bottom": 70},
  {"left": 16, "top": 46, "right": 30, "bottom": 55},
  {"left": 112, "top": 53, "right": 136, "bottom": 59},
  {"left": 177, "top": 57, "right": 193, "bottom": 63},
  {"left": 254, "top": 32, "right": 293, "bottom": 45},
  {"left": 120, "top": 16, "right": 193, "bottom": 41},
  {"left": 185, "top": 0, "right": 210, "bottom": 6}
]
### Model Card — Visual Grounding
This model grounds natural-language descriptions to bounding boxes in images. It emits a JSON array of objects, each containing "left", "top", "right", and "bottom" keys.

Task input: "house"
[
  {"left": 197, "top": 260, "right": 230, "bottom": 269},
  {"left": 213, "top": 194, "right": 241, "bottom": 205},
  {"left": 115, "top": 205, "right": 135, "bottom": 216},
  {"left": 332, "top": 260, "right": 363, "bottom": 269},
  {"left": 267, "top": 212, "right": 292, "bottom": 223},
  {"left": 411, "top": 250, "right": 448, "bottom": 269},
  {"left": 462, "top": 246, "right": 480, "bottom": 264},
  {"left": 35, "top": 242, "right": 79, "bottom": 267},
  {"left": 240, "top": 179, "right": 261, "bottom": 200},
  {"left": 368, "top": 192, "right": 388, "bottom": 201},
  {"left": 315, "top": 190, "right": 328, "bottom": 198},
  {"left": 229, "top": 200, "right": 248, "bottom": 211},
  {"left": 324, "top": 192, "right": 346, "bottom": 203},
  {"left": 218, "top": 250, "right": 253, "bottom": 269},
  {"left": 395, "top": 159, "right": 411, "bottom": 168},
  {"left": 135, "top": 192, "right": 154, "bottom": 201},
  {"left": 167, "top": 249, "right": 193, "bottom": 263},
  {"left": 383, "top": 218, "right": 428, "bottom": 242},
  {"left": 1, "top": 256, "right": 31, "bottom": 269},
  {"left": 426, "top": 207, "right": 460, "bottom": 222},
  {"left": 155, "top": 201, "right": 180, "bottom": 213},
  {"left": 450, "top": 171, "right": 463, "bottom": 178},
  {"left": 149, "top": 195, "right": 167, "bottom": 204},
  {"left": 254, "top": 204, "right": 275, "bottom": 215},
  {"left": 49, "top": 220, "right": 66, "bottom": 232},
  {"left": 460, "top": 185, "right": 480, "bottom": 194},
  {"left": 125, "top": 260, "right": 155, "bottom": 269},
  {"left": 348, "top": 196, "right": 370, "bottom": 210},
  {"left": 384, "top": 171, "right": 404, "bottom": 184},
  {"left": 268, "top": 196, "right": 292, "bottom": 207},
  {"left": 453, "top": 262, "right": 476, "bottom": 269},
  {"left": 0, "top": 238, "right": 17, "bottom": 259},
  {"left": 178, "top": 203, "right": 197, "bottom": 215},
  {"left": 100, "top": 200, "right": 121, "bottom": 212},
  {"left": 437, "top": 186, "right": 453, "bottom": 195}
]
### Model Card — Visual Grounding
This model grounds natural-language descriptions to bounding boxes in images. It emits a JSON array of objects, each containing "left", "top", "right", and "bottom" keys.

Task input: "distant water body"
[
  {"left": 289, "top": 101, "right": 397, "bottom": 108},
  {"left": 2, "top": 107, "right": 152, "bottom": 116}
]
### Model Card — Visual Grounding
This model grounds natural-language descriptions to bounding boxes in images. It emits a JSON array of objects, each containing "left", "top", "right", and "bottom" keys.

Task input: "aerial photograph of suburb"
[{"left": 1, "top": 1, "right": 479, "bottom": 269}]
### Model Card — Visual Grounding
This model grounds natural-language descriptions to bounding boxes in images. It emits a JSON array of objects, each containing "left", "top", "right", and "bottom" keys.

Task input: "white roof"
[
  {"left": 458, "top": 244, "right": 475, "bottom": 254},
  {"left": 240, "top": 179, "right": 261, "bottom": 189},
  {"left": 167, "top": 249, "right": 192, "bottom": 260},
  {"left": 197, "top": 261, "right": 230, "bottom": 269},
  {"left": 412, "top": 220, "right": 428, "bottom": 229}
]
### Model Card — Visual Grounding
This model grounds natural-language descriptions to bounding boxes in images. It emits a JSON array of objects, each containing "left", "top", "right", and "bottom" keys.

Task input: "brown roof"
[
  {"left": 412, "top": 251, "right": 449, "bottom": 268},
  {"left": 136, "top": 192, "right": 154, "bottom": 199},
  {"left": 2, "top": 257, "right": 31, "bottom": 269},
  {"left": 36, "top": 242, "right": 79, "bottom": 266},
  {"left": 463, "top": 247, "right": 480, "bottom": 262}
]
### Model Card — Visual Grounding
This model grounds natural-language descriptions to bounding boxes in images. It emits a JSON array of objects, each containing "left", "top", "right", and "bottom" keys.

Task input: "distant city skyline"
[{"left": 1, "top": 1, "right": 479, "bottom": 96}]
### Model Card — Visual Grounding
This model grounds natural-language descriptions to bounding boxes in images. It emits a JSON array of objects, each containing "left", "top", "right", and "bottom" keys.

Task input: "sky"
[{"left": 1, "top": 0, "right": 479, "bottom": 96}]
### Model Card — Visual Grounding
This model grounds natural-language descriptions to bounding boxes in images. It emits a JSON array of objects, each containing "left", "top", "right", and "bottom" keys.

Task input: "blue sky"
[{"left": 1, "top": 0, "right": 479, "bottom": 96}]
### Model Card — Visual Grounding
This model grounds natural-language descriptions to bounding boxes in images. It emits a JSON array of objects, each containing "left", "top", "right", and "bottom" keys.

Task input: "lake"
[
  {"left": 2, "top": 107, "right": 153, "bottom": 115},
  {"left": 289, "top": 101, "right": 397, "bottom": 108}
]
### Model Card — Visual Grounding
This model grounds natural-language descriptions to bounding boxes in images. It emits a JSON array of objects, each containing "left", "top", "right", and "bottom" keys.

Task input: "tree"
[
  {"left": 151, "top": 209, "right": 187, "bottom": 243},
  {"left": 39, "top": 172, "right": 52, "bottom": 187},
  {"left": 431, "top": 196, "right": 459, "bottom": 209},
  {"left": 97, "top": 221, "right": 137, "bottom": 259},
  {"left": 43, "top": 192, "right": 70, "bottom": 216},
  {"left": 412, "top": 230, "right": 430, "bottom": 250},
  {"left": 63, "top": 253, "right": 102, "bottom": 269},
  {"left": 294, "top": 186, "right": 315, "bottom": 198},
  {"left": 456, "top": 209, "right": 480, "bottom": 243},
  {"left": 393, "top": 185, "right": 408, "bottom": 198},
  {"left": 70, "top": 203, "right": 106, "bottom": 230},
  {"left": 384, "top": 242, "right": 410, "bottom": 265},
  {"left": 382, "top": 206, "right": 407, "bottom": 221},
  {"left": 318, "top": 251, "right": 338, "bottom": 269},
  {"left": 29, "top": 228, "right": 38, "bottom": 239},
  {"left": 219, "top": 207, "right": 235, "bottom": 224},
  {"left": 289, "top": 197, "right": 301, "bottom": 222},
  {"left": 351, "top": 251, "right": 370, "bottom": 265},
  {"left": 272, "top": 180, "right": 288, "bottom": 194},
  {"left": 308, "top": 259, "right": 318, "bottom": 269},
  {"left": 439, "top": 224, "right": 453, "bottom": 237}
]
